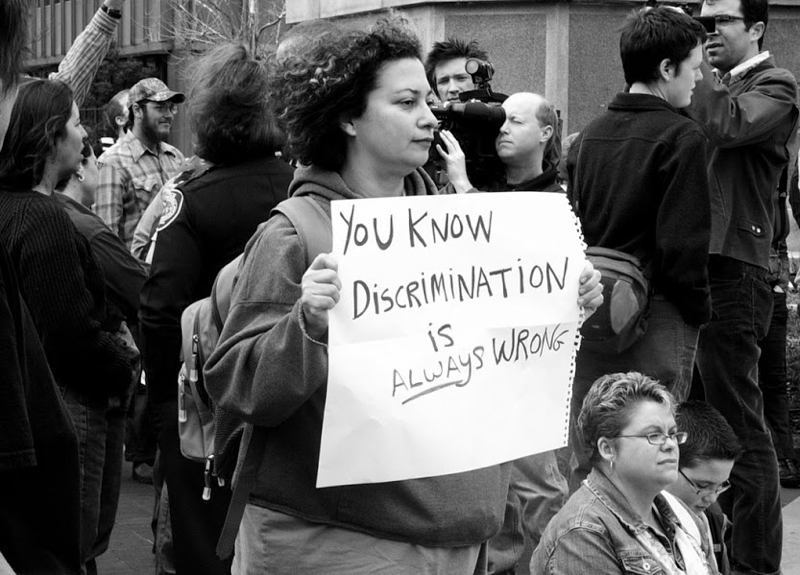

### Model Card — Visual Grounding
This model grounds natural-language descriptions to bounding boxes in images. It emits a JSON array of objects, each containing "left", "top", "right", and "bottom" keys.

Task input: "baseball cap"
[{"left": 128, "top": 78, "right": 185, "bottom": 105}]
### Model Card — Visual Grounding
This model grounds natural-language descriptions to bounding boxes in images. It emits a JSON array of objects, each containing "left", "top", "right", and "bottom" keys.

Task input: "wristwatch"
[{"left": 101, "top": 4, "right": 122, "bottom": 19}]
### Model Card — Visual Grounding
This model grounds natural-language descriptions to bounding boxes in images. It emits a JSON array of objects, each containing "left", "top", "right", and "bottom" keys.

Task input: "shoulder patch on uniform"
[{"left": 156, "top": 181, "right": 184, "bottom": 232}]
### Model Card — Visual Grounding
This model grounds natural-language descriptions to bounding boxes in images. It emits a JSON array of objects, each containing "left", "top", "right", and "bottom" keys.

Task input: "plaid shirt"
[
  {"left": 49, "top": 8, "right": 119, "bottom": 107},
  {"left": 1, "top": 7, "right": 118, "bottom": 147},
  {"left": 95, "top": 131, "right": 184, "bottom": 248}
]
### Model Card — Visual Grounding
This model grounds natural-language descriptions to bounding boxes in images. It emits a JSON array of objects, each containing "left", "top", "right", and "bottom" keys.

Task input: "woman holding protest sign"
[{"left": 205, "top": 18, "right": 603, "bottom": 574}]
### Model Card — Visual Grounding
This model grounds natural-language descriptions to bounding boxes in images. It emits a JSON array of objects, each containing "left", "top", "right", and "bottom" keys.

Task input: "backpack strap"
[
  {"left": 273, "top": 194, "right": 333, "bottom": 261},
  {"left": 216, "top": 194, "right": 331, "bottom": 559}
]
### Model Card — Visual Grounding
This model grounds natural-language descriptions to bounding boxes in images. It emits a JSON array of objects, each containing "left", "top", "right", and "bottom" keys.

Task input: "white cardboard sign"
[{"left": 317, "top": 192, "right": 585, "bottom": 487}]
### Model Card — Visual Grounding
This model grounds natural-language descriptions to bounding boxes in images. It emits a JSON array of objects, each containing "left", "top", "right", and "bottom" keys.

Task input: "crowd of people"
[{"left": 1, "top": 0, "right": 799, "bottom": 574}]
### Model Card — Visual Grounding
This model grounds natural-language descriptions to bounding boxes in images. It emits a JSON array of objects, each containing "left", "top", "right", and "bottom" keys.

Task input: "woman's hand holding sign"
[
  {"left": 578, "top": 260, "right": 603, "bottom": 320},
  {"left": 301, "top": 253, "right": 342, "bottom": 340}
]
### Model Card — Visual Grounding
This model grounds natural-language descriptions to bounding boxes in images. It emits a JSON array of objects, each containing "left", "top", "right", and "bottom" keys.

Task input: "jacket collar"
[
  {"left": 608, "top": 92, "right": 681, "bottom": 114},
  {"left": 584, "top": 467, "right": 682, "bottom": 540}
]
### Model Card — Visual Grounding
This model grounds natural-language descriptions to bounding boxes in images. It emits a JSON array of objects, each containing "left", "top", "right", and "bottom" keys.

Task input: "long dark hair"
[
  {"left": 0, "top": 0, "right": 29, "bottom": 94},
  {"left": 0, "top": 79, "right": 74, "bottom": 190}
]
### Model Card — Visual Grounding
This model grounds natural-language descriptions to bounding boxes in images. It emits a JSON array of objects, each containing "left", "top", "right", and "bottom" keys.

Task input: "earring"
[
  {"left": 76, "top": 172, "right": 85, "bottom": 182},
  {"left": 609, "top": 459, "right": 615, "bottom": 473}
]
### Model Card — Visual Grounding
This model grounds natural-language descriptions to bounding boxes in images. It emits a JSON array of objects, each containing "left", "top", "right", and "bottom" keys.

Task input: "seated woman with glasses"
[
  {"left": 664, "top": 400, "right": 742, "bottom": 575},
  {"left": 532, "top": 372, "right": 717, "bottom": 574}
]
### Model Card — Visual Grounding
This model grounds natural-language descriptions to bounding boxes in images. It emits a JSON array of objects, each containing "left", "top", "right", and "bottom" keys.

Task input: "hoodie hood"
[{"left": 288, "top": 164, "right": 437, "bottom": 202}]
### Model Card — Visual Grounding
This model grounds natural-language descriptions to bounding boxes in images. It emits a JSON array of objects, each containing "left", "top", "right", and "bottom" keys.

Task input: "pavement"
[{"left": 98, "top": 460, "right": 800, "bottom": 574}]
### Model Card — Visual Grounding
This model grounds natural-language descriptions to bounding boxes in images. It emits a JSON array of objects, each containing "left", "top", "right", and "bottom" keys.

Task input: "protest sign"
[{"left": 317, "top": 192, "right": 586, "bottom": 488}]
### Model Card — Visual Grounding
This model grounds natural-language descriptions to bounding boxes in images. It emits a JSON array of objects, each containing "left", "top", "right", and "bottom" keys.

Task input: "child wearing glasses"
[{"left": 664, "top": 400, "right": 743, "bottom": 575}]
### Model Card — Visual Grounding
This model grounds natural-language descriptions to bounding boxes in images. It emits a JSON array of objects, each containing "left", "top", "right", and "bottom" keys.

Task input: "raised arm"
[{"left": 49, "top": 1, "right": 125, "bottom": 107}]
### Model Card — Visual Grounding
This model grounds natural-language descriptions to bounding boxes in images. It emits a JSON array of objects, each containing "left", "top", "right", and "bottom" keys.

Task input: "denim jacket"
[{"left": 531, "top": 468, "right": 715, "bottom": 574}]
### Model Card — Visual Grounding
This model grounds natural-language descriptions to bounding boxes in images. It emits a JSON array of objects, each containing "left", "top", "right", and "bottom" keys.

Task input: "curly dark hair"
[
  {"left": 189, "top": 43, "right": 282, "bottom": 165},
  {"left": 0, "top": 79, "right": 74, "bottom": 190},
  {"left": 270, "top": 18, "right": 422, "bottom": 172}
]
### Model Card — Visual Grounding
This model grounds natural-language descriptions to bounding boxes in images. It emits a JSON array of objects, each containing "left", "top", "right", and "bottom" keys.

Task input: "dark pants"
[
  {"left": 154, "top": 400, "right": 232, "bottom": 575},
  {"left": 696, "top": 258, "right": 782, "bottom": 575},
  {"left": 569, "top": 295, "right": 699, "bottom": 490},
  {"left": 758, "top": 288, "right": 796, "bottom": 460}
]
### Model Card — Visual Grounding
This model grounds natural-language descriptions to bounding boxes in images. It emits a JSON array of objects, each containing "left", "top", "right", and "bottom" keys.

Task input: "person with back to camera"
[
  {"left": 203, "top": 18, "right": 603, "bottom": 574},
  {"left": 532, "top": 372, "right": 717, "bottom": 574},
  {"left": 139, "top": 42, "right": 294, "bottom": 575},
  {"left": 565, "top": 6, "right": 712, "bottom": 491}
]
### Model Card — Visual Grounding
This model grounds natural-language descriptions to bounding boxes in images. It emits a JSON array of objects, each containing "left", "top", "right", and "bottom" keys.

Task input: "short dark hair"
[
  {"left": 424, "top": 38, "right": 488, "bottom": 89},
  {"left": 740, "top": 0, "right": 769, "bottom": 49},
  {"left": 271, "top": 18, "right": 422, "bottom": 172},
  {"left": 578, "top": 372, "right": 674, "bottom": 465},
  {"left": 0, "top": 79, "right": 74, "bottom": 189},
  {"left": 189, "top": 43, "right": 282, "bottom": 165},
  {"left": 677, "top": 400, "right": 742, "bottom": 468},
  {"left": 104, "top": 89, "right": 129, "bottom": 134},
  {"left": 620, "top": 7, "right": 707, "bottom": 86}
]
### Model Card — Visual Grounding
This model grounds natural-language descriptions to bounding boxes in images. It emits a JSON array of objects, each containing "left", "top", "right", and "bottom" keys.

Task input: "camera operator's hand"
[{"left": 436, "top": 130, "right": 473, "bottom": 194}]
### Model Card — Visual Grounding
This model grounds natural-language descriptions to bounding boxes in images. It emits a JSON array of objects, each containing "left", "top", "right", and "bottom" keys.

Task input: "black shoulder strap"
[{"left": 215, "top": 194, "right": 332, "bottom": 559}]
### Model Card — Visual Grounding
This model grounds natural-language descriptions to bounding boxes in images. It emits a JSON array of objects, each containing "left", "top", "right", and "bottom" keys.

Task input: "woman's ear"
[
  {"left": 597, "top": 436, "right": 615, "bottom": 463},
  {"left": 340, "top": 114, "right": 357, "bottom": 137}
]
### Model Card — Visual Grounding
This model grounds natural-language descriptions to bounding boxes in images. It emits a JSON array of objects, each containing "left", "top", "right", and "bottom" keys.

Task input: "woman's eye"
[{"left": 399, "top": 100, "right": 415, "bottom": 108}]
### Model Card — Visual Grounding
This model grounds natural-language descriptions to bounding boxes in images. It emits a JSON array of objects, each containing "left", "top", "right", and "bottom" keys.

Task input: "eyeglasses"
[
  {"left": 709, "top": 15, "right": 745, "bottom": 26},
  {"left": 615, "top": 431, "right": 688, "bottom": 446},
  {"left": 679, "top": 469, "right": 731, "bottom": 496},
  {"left": 141, "top": 100, "right": 178, "bottom": 114}
]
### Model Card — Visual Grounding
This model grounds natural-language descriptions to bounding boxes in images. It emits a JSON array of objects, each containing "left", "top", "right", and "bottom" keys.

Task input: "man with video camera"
[
  {"left": 425, "top": 38, "right": 489, "bottom": 104},
  {"left": 437, "top": 92, "right": 561, "bottom": 195},
  {"left": 436, "top": 92, "right": 568, "bottom": 575}
]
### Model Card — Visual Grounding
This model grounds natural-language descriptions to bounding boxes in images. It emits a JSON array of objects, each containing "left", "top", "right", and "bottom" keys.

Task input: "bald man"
[
  {"left": 438, "top": 93, "right": 569, "bottom": 575},
  {"left": 438, "top": 91, "right": 563, "bottom": 194}
]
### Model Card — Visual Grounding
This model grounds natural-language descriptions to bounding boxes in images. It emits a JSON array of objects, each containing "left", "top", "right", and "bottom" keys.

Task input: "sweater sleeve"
[
  {"left": 16, "top": 200, "right": 133, "bottom": 397},
  {"left": 204, "top": 215, "right": 329, "bottom": 427},
  {"left": 654, "top": 128, "right": 712, "bottom": 326}
]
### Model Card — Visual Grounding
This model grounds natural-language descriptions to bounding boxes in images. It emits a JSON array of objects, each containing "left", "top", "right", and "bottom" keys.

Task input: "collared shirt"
[
  {"left": 726, "top": 51, "right": 771, "bottom": 82},
  {"left": 95, "top": 130, "right": 184, "bottom": 248}
]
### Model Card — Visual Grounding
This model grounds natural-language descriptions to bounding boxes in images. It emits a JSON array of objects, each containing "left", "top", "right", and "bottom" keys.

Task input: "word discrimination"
[{"left": 352, "top": 257, "right": 570, "bottom": 320}]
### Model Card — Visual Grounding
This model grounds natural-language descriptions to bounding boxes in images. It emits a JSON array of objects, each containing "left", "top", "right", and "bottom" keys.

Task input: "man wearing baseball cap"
[{"left": 95, "top": 78, "right": 186, "bottom": 249}]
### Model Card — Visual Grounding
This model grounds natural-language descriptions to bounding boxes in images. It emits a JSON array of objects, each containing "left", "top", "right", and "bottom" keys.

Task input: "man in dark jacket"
[
  {"left": 687, "top": 1, "right": 799, "bottom": 572},
  {"left": 566, "top": 7, "right": 712, "bottom": 490}
]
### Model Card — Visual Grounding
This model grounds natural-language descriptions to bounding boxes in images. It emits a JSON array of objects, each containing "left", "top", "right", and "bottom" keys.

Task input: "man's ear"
[
  {"left": 540, "top": 124, "right": 554, "bottom": 144},
  {"left": 658, "top": 58, "right": 675, "bottom": 82},
  {"left": 132, "top": 103, "right": 144, "bottom": 121},
  {"left": 748, "top": 21, "right": 765, "bottom": 44},
  {"left": 339, "top": 114, "right": 357, "bottom": 137}
]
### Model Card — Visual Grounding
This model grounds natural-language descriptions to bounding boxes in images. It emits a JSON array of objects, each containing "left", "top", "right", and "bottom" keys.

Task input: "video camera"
[{"left": 429, "top": 58, "right": 509, "bottom": 189}]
